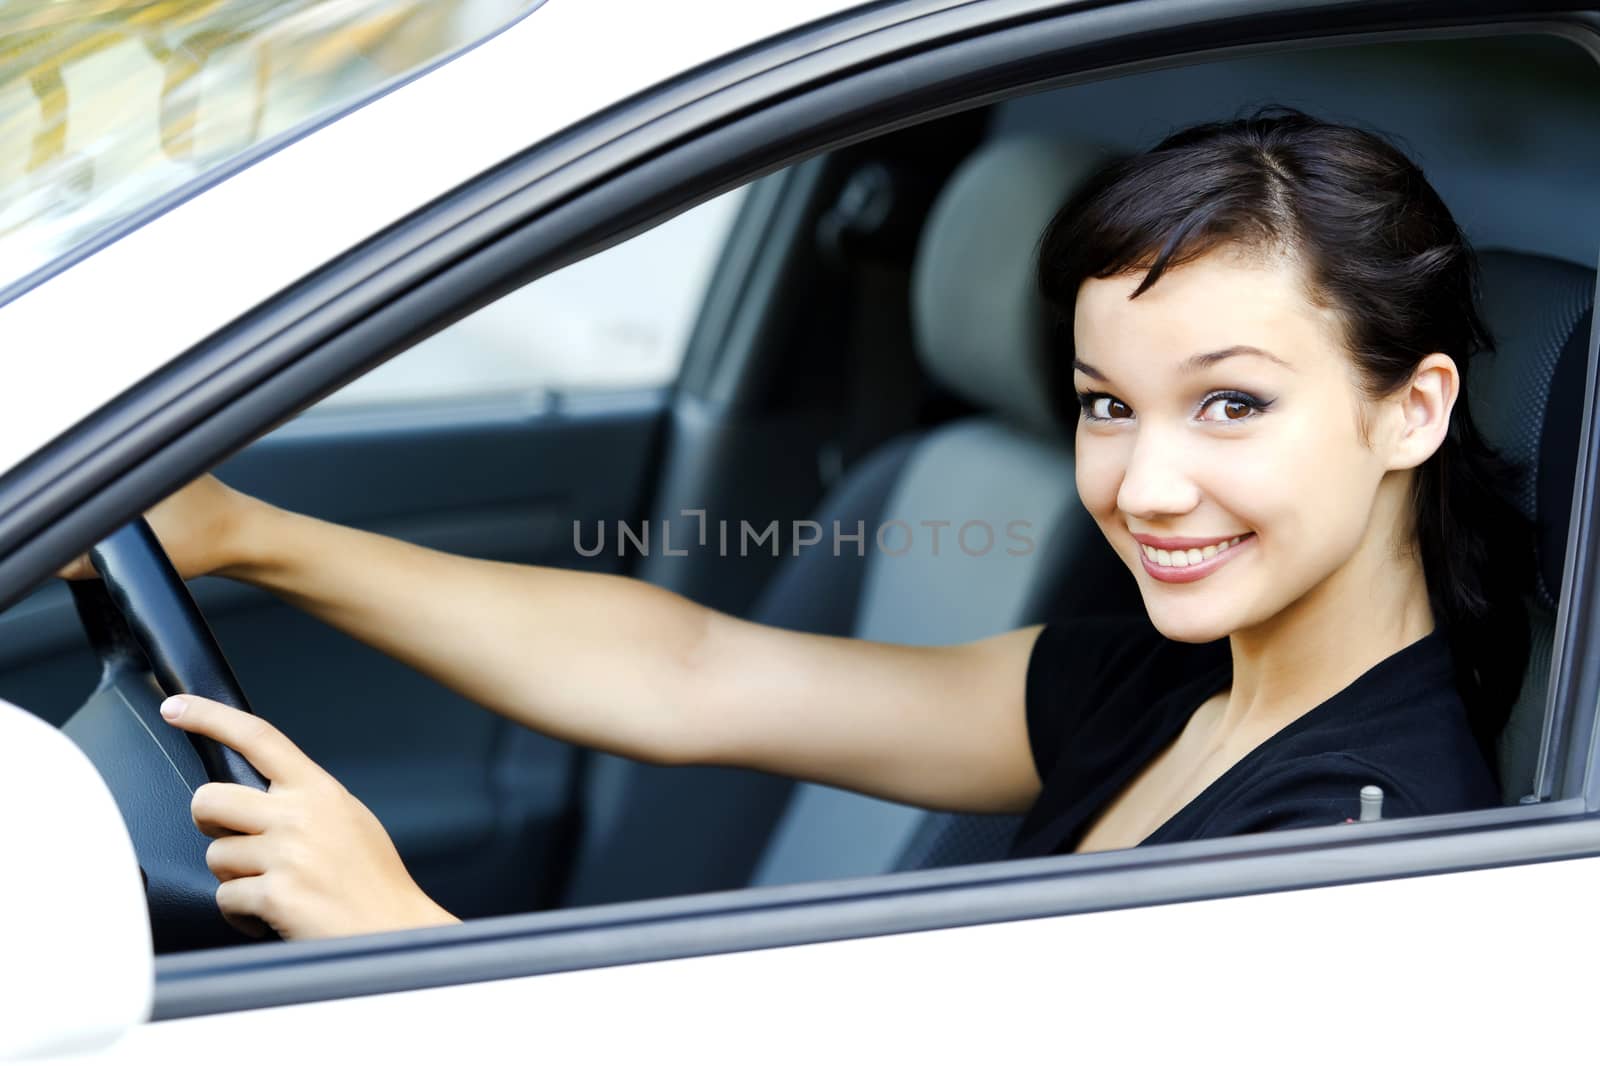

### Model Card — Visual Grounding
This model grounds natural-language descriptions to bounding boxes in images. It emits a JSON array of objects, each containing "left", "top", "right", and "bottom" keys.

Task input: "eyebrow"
[{"left": 1073, "top": 345, "right": 1294, "bottom": 380}]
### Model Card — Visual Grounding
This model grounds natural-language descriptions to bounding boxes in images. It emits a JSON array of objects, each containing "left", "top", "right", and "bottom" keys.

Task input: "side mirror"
[{"left": 0, "top": 698, "right": 152, "bottom": 1059}]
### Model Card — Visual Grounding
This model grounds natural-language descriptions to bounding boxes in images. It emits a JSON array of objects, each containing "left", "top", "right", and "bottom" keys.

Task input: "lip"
[{"left": 1135, "top": 532, "right": 1255, "bottom": 584}]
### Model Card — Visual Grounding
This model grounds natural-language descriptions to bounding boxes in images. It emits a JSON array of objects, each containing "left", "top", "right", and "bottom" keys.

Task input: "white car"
[{"left": 3, "top": 0, "right": 1599, "bottom": 1060}]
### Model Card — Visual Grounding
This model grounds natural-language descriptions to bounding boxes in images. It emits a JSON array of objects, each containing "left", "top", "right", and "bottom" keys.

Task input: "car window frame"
[{"left": 2, "top": 0, "right": 1597, "bottom": 1019}]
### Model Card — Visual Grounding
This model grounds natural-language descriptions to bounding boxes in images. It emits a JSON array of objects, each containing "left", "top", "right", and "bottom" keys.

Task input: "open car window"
[{"left": 185, "top": 27, "right": 1597, "bottom": 918}]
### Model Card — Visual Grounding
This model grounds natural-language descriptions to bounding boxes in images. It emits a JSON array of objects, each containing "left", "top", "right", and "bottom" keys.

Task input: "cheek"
[
  {"left": 1208, "top": 413, "right": 1381, "bottom": 547},
  {"left": 1198, "top": 445, "right": 1297, "bottom": 532}
]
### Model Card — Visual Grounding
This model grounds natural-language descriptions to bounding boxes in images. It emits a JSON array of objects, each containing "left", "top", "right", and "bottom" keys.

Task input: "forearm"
[{"left": 222, "top": 501, "right": 713, "bottom": 764}]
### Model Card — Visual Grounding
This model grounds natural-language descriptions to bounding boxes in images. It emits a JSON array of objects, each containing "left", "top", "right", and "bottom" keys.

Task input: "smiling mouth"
[{"left": 1136, "top": 533, "right": 1255, "bottom": 584}]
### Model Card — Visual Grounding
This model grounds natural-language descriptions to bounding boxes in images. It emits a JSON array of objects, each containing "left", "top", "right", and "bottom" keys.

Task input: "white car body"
[
  {"left": 41, "top": 848, "right": 1600, "bottom": 1062},
  {"left": 3, "top": 0, "right": 1597, "bottom": 1060}
]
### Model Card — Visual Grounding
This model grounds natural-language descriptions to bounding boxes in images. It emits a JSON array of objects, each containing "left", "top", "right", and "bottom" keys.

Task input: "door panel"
[{"left": 0, "top": 392, "right": 664, "bottom": 921}]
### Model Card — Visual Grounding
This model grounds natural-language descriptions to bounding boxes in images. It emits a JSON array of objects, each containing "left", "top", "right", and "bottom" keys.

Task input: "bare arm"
[
  {"left": 689, "top": 616, "right": 1044, "bottom": 813},
  {"left": 76, "top": 478, "right": 1046, "bottom": 815},
  {"left": 231, "top": 502, "right": 727, "bottom": 768}
]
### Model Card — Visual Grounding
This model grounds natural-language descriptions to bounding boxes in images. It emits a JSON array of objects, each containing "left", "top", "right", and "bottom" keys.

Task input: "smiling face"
[{"left": 1071, "top": 246, "right": 1417, "bottom": 644}]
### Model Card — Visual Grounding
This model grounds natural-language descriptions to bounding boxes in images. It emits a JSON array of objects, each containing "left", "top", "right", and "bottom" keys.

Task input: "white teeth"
[{"left": 1142, "top": 534, "right": 1249, "bottom": 566}]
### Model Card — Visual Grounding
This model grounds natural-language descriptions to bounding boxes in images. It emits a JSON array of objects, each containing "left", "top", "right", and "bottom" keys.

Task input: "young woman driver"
[{"left": 64, "top": 109, "right": 1531, "bottom": 940}]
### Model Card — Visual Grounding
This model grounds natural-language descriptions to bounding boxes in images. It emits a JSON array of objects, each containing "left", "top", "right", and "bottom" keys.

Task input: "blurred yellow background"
[{"left": 0, "top": 0, "right": 536, "bottom": 282}]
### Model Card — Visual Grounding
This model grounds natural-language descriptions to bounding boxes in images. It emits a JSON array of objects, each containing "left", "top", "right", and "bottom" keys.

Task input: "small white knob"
[{"left": 1359, "top": 785, "right": 1384, "bottom": 822}]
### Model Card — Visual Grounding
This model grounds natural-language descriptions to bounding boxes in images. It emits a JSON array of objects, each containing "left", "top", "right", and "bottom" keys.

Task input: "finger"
[
  {"left": 215, "top": 876, "right": 276, "bottom": 938},
  {"left": 191, "top": 782, "right": 276, "bottom": 839},
  {"left": 205, "top": 833, "right": 270, "bottom": 881},
  {"left": 161, "top": 695, "right": 308, "bottom": 785}
]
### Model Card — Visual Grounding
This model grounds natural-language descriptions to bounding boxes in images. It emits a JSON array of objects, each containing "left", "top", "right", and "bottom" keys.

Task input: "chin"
[{"left": 1139, "top": 599, "right": 1236, "bottom": 645}]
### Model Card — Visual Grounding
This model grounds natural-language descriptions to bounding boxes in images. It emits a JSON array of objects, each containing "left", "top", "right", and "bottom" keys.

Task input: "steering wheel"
[{"left": 61, "top": 518, "right": 271, "bottom": 952}]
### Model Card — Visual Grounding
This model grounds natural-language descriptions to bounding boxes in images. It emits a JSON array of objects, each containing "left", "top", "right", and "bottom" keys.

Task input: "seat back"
[
  {"left": 1471, "top": 251, "right": 1594, "bottom": 803},
  {"left": 558, "top": 137, "right": 1120, "bottom": 906},
  {"left": 749, "top": 138, "right": 1130, "bottom": 885}
]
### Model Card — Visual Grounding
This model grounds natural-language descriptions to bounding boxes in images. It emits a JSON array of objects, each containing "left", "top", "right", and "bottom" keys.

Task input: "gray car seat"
[
  {"left": 748, "top": 138, "right": 1131, "bottom": 886},
  {"left": 560, "top": 137, "right": 1129, "bottom": 906},
  {"left": 1473, "top": 250, "right": 1594, "bottom": 804}
]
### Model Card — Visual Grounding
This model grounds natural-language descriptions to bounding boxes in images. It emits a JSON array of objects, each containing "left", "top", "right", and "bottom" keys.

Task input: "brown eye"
[
  {"left": 1080, "top": 394, "right": 1134, "bottom": 421},
  {"left": 1198, "top": 393, "right": 1268, "bottom": 423}
]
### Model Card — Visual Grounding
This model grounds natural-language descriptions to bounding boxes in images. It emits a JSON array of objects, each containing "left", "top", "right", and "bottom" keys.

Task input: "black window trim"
[{"left": 0, "top": 0, "right": 1593, "bottom": 1020}]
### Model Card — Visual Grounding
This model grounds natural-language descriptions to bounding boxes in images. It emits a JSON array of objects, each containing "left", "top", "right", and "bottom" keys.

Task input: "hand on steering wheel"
[
  {"left": 159, "top": 694, "right": 456, "bottom": 940},
  {"left": 63, "top": 516, "right": 453, "bottom": 945}
]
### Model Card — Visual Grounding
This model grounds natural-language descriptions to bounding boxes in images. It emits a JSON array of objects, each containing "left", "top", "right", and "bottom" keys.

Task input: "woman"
[{"left": 65, "top": 108, "right": 1530, "bottom": 940}]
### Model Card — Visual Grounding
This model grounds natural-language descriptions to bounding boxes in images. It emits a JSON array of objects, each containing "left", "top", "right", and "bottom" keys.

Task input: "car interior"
[{"left": 4, "top": 30, "right": 1597, "bottom": 952}]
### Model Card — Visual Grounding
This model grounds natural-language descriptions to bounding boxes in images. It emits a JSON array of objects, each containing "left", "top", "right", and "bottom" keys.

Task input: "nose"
[{"left": 1116, "top": 424, "right": 1201, "bottom": 520}]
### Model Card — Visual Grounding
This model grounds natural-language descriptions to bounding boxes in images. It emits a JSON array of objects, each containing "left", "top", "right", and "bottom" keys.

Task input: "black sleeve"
[
  {"left": 1199, "top": 754, "right": 1423, "bottom": 838},
  {"left": 1024, "top": 616, "right": 1164, "bottom": 784}
]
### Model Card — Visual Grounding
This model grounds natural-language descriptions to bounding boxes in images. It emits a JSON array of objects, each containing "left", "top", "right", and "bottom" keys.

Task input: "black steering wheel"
[{"left": 62, "top": 518, "right": 271, "bottom": 952}]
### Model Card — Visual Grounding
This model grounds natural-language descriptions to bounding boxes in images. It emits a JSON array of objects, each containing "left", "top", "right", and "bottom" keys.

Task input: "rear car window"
[{"left": 0, "top": 0, "right": 540, "bottom": 292}]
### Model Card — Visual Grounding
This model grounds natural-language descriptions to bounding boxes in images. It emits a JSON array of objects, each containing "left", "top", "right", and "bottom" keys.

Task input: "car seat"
[
  {"left": 1472, "top": 250, "right": 1594, "bottom": 805},
  {"left": 559, "top": 136, "right": 1130, "bottom": 906}
]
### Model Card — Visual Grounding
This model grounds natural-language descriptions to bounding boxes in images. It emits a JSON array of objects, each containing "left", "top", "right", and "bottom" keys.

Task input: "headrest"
[
  {"left": 911, "top": 138, "right": 1115, "bottom": 438},
  {"left": 1470, "top": 250, "right": 1594, "bottom": 607}
]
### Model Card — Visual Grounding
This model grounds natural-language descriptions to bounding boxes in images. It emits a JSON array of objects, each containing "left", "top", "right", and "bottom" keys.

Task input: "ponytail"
[{"left": 1414, "top": 393, "right": 1532, "bottom": 759}]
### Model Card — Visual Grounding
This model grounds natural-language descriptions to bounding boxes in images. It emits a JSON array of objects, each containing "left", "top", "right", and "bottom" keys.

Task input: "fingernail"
[{"left": 160, "top": 696, "right": 188, "bottom": 721}]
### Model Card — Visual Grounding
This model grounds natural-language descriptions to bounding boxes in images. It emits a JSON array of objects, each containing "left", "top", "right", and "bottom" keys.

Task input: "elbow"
[{"left": 654, "top": 605, "right": 723, "bottom": 768}]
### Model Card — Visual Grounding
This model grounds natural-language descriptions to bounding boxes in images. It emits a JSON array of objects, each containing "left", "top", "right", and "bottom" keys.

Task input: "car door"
[{"left": 6, "top": 0, "right": 1600, "bottom": 1059}]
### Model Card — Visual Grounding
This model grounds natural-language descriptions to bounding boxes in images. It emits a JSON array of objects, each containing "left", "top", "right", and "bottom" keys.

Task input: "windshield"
[{"left": 0, "top": 0, "right": 540, "bottom": 294}]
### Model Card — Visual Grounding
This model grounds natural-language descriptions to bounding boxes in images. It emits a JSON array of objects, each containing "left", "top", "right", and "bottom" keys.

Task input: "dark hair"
[{"left": 1037, "top": 107, "right": 1531, "bottom": 763}]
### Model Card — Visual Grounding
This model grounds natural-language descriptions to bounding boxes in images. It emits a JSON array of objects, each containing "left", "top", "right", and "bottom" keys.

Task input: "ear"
[{"left": 1384, "top": 353, "right": 1460, "bottom": 471}]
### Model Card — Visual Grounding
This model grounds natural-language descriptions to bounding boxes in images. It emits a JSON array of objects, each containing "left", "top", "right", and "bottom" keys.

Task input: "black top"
[{"left": 1008, "top": 616, "right": 1500, "bottom": 858}]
